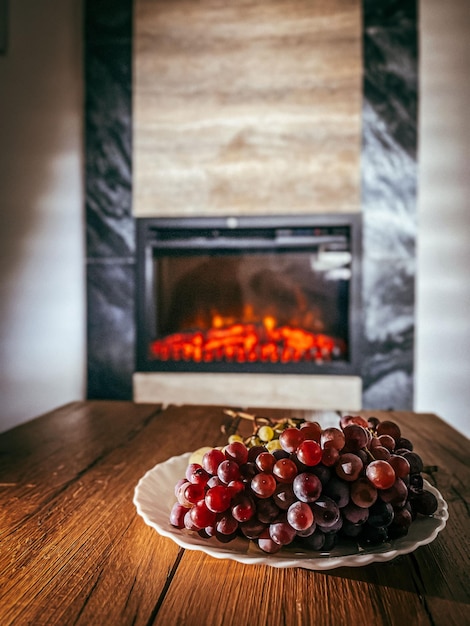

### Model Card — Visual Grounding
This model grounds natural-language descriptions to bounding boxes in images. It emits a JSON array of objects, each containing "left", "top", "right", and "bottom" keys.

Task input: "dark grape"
[
  {"left": 323, "top": 476, "right": 350, "bottom": 508},
  {"left": 292, "top": 472, "right": 322, "bottom": 503},
  {"left": 335, "top": 453, "right": 363, "bottom": 482},
  {"left": 376, "top": 420, "right": 401, "bottom": 442},
  {"left": 311, "top": 497, "right": 340, "bottom": 529},
  {"left": 401, "top": 451, "right": 424, "bottom": 474},
  {"left": 410, "top": 490, "right": 438, "bottom": 516},
  {"left": 367, "top": 500, "right": 394, "bottom": 528}
]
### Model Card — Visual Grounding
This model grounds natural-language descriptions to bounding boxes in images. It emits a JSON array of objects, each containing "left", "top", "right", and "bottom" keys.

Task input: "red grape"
[
  {"left": 296, "top": 439, "right": 322, "bottom": 467},
  {"left": 366, "top": 460, "right": 396, "bottom": 490}
]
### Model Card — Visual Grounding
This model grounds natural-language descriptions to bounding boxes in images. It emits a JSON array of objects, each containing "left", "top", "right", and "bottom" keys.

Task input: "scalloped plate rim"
[{"left": 134, "top": 452, "right": 449, "bottom": 570}]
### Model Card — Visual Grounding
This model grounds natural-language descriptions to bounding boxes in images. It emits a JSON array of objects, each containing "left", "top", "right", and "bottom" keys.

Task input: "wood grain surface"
[
  {"left": 133, "top": 0, "right": 362, "bottom": 217},
  {"left": 1, "top": 402, "right": 468, "bottom": 626}
]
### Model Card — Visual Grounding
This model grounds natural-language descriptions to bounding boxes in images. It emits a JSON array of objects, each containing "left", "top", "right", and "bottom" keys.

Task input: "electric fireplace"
[{"left": 136, "top": 214, "right": 362, "bottom": 376}]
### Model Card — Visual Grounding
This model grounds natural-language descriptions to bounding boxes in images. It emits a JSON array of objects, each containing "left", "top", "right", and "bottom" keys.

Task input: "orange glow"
[{"left": 149, "top": 321, "right": 345, "bottom": 364}]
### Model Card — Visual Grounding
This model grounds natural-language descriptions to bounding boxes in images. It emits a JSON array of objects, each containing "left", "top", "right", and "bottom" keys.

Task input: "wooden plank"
[
  {"left": 153, "top": 550, "right": 432, "bottom": 626},
  {"left": 133, "top": 0, "right": 362, "bottom": 217},
  {"left": 0, "top": 403, "right": 227, "bottom": 626},
  {"left": 0, "top": 401, "right": 164, "bottom": 530}
]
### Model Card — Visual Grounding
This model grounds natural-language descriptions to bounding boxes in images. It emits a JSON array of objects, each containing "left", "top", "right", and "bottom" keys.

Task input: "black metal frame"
[{"left": 136, "top": 214, "right": 362, "bottom": 376}]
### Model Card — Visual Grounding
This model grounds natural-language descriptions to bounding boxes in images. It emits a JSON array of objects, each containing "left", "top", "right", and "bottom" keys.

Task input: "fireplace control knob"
[{"left": 226, "top": 217, "right": 238, "bottom": 229}]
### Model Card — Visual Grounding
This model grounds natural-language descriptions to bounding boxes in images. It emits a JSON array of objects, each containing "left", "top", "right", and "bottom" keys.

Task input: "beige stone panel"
[
  {"left": 133, "top": 372, "right": 362, "bottom": 411},
  {"left": 134, "top": 0, "right": 362, "bottom": 217}
]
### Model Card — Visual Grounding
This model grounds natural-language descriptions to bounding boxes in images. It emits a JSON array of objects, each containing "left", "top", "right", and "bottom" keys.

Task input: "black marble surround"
[{"left": 85, "top": 0, "right": 418, "bottom": 409}]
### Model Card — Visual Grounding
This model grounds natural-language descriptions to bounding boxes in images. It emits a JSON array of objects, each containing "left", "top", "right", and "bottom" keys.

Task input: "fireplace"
[{"left": 136, "top": 214, "right": 362, "bottom": 378}]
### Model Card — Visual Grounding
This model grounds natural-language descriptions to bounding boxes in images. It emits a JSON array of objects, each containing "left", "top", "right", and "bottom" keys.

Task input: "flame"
[{"left": 149, "top": 319, "right": 345, "bottom": 364}]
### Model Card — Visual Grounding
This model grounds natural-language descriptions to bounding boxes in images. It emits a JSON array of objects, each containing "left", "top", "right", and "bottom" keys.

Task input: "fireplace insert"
[{"left": 136, "top": 214, "right": 362, "bottom": 375}]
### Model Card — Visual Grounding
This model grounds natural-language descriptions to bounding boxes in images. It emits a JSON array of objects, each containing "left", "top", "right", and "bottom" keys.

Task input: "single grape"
[
  {"left": 292, "top": 472, "right": 322, "bottom": 503},
  {"left": 342, "top": 502, "right": 369, "bottom": 524},
  {"left": 378, "top": 434, "right": 395, "bottom": 451},
  {"left": 376, "top": 420, "right": 401, "bottom": 442},
  {"left": 206, "top": 475, "right": 223, "bottom": 488},
  {"left": 256, "top": 498, "right": 281, "bottom": 524},
  {"left": 257, "top": 425, "right": 274, "bottom": 442},
  {"left": 205, "top": 485, "right": 232, "bottom": 513},
  {"left": 388, "top": 454, "right": 410, "bottom": 479},
  {"left": 367, "top": 500, "right": 394, "bottom": 528},
  {"left": 215, "top": 511, "right": 239, "bottom": 535},
  {"left": 176, "top": 481, "right": 192, "bottom": 507},
  {"left": 202, "top": 448, "right": 226, "bottom": 475},
  {"left": 320, "top": 514, "right": 343, "bottom": 534},
  {"left": 359, "top": 524, "right": 389, "bottom": 545},
  {"left": 335, "top": 453, "right": 363, "bottom": 482},
  {"left": 321, "top": 446, "right": 340, "bottom": 467},
  {"left": 308, "top": 464, "right": 332, "bottom": 487},
  {"left": 371, "top": 445, "right": 391, "bottom": 461},
  {"left": 287, "top": 501, "right": 314, "bottom": 531},
  {"left": 186, "top": 463, "right": 210, "bottom": 486},
  {"left": 395, "top": 437, "right": 413, "bottom": 451},
  {"left": 321, "top": 427, "right": 345, "bottom": 451},
  {"left": 300, "top": 528, "right": 326, "bottom": 551},
  {"left": 184, "top": 509, "right": 200, "bottom": 531},
  {"left": 366, "top": 460, "right": 396, "bottom": 490},
  {"left": 247, "top": 445, "right": 267, "bottom": 462},
  {"left": 367, "top": 416, "right": 380, "bottom": 431},
  {"left": 388, "top": 506, "right": 412, "bottom": 539},
  {"left": 257, "top": 529, "right": 283, "bottom": 553},
  {"left": 224, "top": 441, "right": 249, "bottom": 465},
  {"left": 239, "top": 518, "right": 267, "bottom": 539},
  {"left": 217, "top": 459, "right": 241, "bottom": 484},
  {"left": 251, "top": 472, "right": 277, "bottom": 498},
  {"left": 400, "top": 451, "right": 424, "bottom": 474},
  {"left": 311, "top": 496, "right": 340, "bottom": 529},
  {"left": 410, "top": 490, "right": 438, "bottom": 516},
  {"left": 342, "top": 424, "right": 369, "bottom": 451},
  {"left": 299, "top": 421, "right": 322, "bottom": 442},
  {"left": 296, "top": 522, "right": 317, "bottom": 538},
  {"left": 323, "top": 476, "right": 350, "bottom": 508},
  {"left": 296, "top": 439, "right": 322, "bottom": 467},
  {"left": 350, "top": 476, "right": 378, "bottom": 508},
  {"left": 169, "top": 502, "right": 187, "bottom": 528},
  {"left": 189, "top": 500, "right": 217, "bottom": 529},
  {"left": 273, "top": 458, "right": 298, "bottom": 483},
  {"left": 255, "top": 451, "right": 276, "bottom": 473},
  {"left": 231, "top": 493, "right": 256, "bottom": 522},
  {"left": 273, "top": 483, "right": 297, "bottom": 510},
  {"left": 279, "top": 427, "right": 305, "bottom": 453},
  {"left": 269, "top": 521, "right": 297, "bottom": 546},
  {"left": 183, "top": 482, "right": 206, "bottom": 504},
  {"left": 239, "top": 461, "right": 257, "bottom": 481},
  {"left": 340, "top": 414, "right": 369, "bottom": 429},
  {"left": 227, "top": 479, "right": 244, "bottom": 497},
  {"left": 378, "top": 478, "right": 408, "bottom": 507},
  {"left": 340, "top": 519, "right": 364, "bottom": 538},
  {"left": 322, "top": 532, "right": 338, "bottom": 551},
  {"left": 266, "top": 439, "right": 283, "bottom": 453}
]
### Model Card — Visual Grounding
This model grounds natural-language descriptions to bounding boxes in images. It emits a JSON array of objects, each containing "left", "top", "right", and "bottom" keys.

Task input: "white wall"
[
  {"left": 0, "top": 0, "right": 85, "bottom": 433},
  {"left": 415, "top": 0, "right": 470, "bottom": 438}
]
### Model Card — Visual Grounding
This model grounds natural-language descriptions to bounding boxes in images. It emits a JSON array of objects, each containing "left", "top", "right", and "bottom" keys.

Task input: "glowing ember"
[{"left": 149, "top": 322, "right": 346, "bottom": 364}]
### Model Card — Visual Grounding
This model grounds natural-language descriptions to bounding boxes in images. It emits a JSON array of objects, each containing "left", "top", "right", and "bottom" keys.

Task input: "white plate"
[{"left": 133, "top": 452, "right": 449, "bottom": 570}]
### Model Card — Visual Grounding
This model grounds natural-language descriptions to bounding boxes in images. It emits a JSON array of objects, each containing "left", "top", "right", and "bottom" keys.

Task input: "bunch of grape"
[{"left": 169, "top": 414, "right": 439, "bottom": 554}]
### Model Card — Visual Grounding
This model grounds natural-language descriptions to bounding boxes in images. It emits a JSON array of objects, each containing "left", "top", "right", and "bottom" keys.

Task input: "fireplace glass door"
[{"left": 136, "top": 215, "right": 361, "bottom": 375}]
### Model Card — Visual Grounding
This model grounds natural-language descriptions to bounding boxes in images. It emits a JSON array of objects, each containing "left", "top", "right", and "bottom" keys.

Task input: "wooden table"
[{"left": 0, "top": 401, "right": 469, "bottom": 626}]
